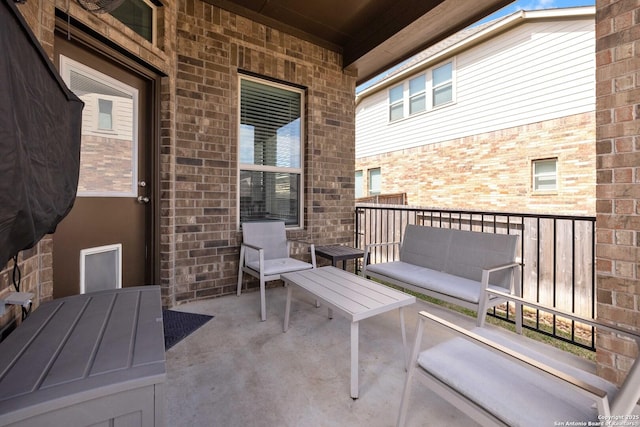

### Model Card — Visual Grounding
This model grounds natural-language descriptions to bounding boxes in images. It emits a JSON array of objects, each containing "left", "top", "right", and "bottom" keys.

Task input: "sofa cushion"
[
  {"left": 365, "top": 261, "right": 486, "bottom": 303},
  {"left": 417, "top": 328, "right": 617, "bottom": 426}
]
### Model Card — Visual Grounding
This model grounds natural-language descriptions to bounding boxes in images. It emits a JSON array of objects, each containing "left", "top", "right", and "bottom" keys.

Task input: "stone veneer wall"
[
  {"left": 594, "top": 0, "right": 640, "bottom": 385},
  {"left": 356, "top": 112, "right": 596, "bottom": 215},
  {"left": 169, "top": 0, "right": 356, "bottom": 305}
]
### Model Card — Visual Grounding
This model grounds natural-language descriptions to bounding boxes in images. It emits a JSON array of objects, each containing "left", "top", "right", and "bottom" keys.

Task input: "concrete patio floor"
[{"left": 164, "top": 284, "right": 601, "bottom": 427}]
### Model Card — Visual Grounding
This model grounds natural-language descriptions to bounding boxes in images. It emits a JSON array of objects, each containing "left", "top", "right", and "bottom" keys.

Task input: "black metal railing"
[{"left": 355, "top": 204, "right": 597, "bottom": 350}]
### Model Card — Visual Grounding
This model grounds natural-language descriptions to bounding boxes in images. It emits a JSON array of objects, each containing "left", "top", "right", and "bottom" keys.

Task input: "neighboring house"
[{"left": 355, "top": 7, "right": 596, "bottom": 215}]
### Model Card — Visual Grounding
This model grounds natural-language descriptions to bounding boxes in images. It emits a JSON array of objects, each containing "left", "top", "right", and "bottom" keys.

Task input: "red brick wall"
[
  {"left": 356, "top": 113, "right": 596, "bottom": 215},
  {"left": 595, "top": 0, "right": 640, "bottom": 385}
]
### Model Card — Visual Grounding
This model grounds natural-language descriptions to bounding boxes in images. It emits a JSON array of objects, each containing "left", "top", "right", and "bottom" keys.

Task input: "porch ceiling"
[{"left": 205, "top": 0, "right": 514, "bottom": 85}]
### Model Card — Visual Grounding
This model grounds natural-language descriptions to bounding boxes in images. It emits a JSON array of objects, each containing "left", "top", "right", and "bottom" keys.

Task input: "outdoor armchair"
[{"left": 237, "top": 221, "right": 316, "bottom": 321}]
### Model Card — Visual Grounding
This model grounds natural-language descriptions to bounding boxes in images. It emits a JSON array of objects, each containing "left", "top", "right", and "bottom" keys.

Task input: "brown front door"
[{"left": 52, "top": 33, "right": 154, "bottom": 298}]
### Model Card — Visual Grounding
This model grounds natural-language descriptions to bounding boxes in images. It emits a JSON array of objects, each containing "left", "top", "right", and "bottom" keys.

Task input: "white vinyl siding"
[{"left": 356, "top": 17, "right": 594, "bottom": 159}]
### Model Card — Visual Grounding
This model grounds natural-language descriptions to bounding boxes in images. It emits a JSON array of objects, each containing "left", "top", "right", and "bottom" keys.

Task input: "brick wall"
[
  {"left": 356, "top": 112, "right": 596, "bottom": 215},
  {"left": 4, "top": 0, "right": 355, "bottom": 312},
  {"left": 166, "top": 1, "right": 356, "bottom": 304},
  {"left": 595, "top": 0, "right": 640, "bottom": 385}
]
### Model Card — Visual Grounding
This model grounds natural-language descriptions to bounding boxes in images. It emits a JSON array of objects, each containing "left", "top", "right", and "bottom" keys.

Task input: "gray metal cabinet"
[{"left": 0, "top": 286, "right": 165, "bottom": 427}]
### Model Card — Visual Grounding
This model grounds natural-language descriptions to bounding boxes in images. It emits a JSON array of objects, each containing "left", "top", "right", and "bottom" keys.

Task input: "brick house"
[
  {"left": 356, "top": 7, "right": 596, "bottom": 215},
  {"left": 0, "top": 0, "right": 638, "bottom": 389}
]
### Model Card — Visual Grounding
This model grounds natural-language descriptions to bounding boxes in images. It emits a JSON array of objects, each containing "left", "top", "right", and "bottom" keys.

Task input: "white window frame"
[
  {"left": 388, "top": 84, "right": 404, "bottom": 122},
  {"left": 408, "top": 74, "right": 426, "bottom": 116},
  {"left": 79, "top": 243, "right": 122, "bottom": 294},
  {"left": 532, "top": 158, "right": 558, "bottom": 192},
  {"left": 388, "top": 59, "right": 455, "bottom": 124},
  {"left": 97, "top": 97, "right": 114, "bottom": 131},
  {"left": 355, "top": 170, "right": 363, "bottom": 199},
  {"left": 432, "top": 61, "right": 454, "bottom": 108},
  {"left": 368, "top": 168, "right": 381, "bottom": 195},
  {"left": 237, "top": 74, "right": 305, "bottom": 229}
]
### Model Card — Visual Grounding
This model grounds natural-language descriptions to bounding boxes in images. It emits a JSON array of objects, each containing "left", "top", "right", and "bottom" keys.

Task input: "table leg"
[
  {"left": 351, "top": 321, "right": 359, "bottom": 399},
  {"left": 399, "top": 307, "right": 408, "bottom": 370},
  {"left": 283, "top": 285, "right": 292, "bottom": 332}
]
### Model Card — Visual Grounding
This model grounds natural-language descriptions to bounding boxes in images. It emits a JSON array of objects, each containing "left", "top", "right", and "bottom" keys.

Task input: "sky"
[
  {"left": 356, "top": 0, "right": 594, "bottom": 92},
  {"left": 475, "top": 0, "right": 594, "bottom": 26}
]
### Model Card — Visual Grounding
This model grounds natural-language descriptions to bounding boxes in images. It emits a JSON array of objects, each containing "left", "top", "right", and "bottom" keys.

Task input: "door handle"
[{"left": 137, "top": 196, "right": 150, "bottom": 204}]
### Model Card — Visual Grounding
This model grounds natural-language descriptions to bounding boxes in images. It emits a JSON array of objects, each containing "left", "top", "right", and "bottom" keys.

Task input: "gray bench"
[
  {"left": 397, "top": 291, "right": 640, "bottom": 426},
  {"left": 362, "top": 225, "right": 520, "bottom": 327}
]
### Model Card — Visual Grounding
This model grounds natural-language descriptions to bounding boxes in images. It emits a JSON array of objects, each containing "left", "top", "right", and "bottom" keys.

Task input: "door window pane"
[{"left": 61, "top": 56, "right": 138, "bottom": 197}]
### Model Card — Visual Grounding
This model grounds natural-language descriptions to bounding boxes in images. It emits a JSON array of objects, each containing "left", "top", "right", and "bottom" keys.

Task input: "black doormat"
[{"left": 162, "top": 309, "right": 213, "bottom": 351}]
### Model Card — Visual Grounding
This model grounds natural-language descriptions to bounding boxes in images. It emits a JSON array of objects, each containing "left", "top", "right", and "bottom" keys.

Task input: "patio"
[{"left": 164, "top": 285, "right": 599, "bottom": 427}]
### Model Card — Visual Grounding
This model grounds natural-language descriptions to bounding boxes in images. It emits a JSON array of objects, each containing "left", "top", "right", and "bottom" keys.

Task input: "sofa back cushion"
[
  {"left": 445, "top": 229, "right": 518, "bottom": 288},
  {"left": 399, "top": 225, "right": 518, "bottom": 289},
  {"left": 399, "top": 225, "right": 452, "bottom": 270}
]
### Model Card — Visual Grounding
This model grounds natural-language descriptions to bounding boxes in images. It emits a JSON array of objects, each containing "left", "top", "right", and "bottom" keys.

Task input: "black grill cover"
[{"left": 0, "top": 0, "right": 83, "bottom": 269}]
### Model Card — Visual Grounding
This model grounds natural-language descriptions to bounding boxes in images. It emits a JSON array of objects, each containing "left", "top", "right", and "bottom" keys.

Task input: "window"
[
  {"left": 98, "top": 98, "right": 113, "bottom": 131},
  {"left": 533, "top": 158, "right": 558, "bottom": 191},
  {"left": 111, "top": 0, "right": 157, "bottom": 44},
  {"left": 409, "top": 75, "right": 426, "bottom": 115},
  {"left": 368, "top": 168, "right": 381, "bottom": 195},
  {"left": 432, "top": 62, "right": 453, "bottom": 107},
  {"left": 388, "top": 61, "right": 454, "bottom": 123},
  {"left": 355, "top": 170, "right": 363, "bottom": 199},
  {"left": 239, "top": 75, "right": 304, "bottom": 227},
  {"left": 389, "top": 85, "right": 404, "bottom": 122}
]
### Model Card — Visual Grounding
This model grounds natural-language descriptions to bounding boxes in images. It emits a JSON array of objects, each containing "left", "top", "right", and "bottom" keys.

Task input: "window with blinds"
[{"left": 239, "top": 76, "right": 304, "bottom": 227}]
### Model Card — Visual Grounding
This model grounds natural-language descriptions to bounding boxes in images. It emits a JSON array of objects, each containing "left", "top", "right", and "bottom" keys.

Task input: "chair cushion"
[
  {"left": 246, "top": 258, "right": 313, "bottom": 276},
  {"left": 417, "top": 327, "right": 617, "bottom": 426},
  {"left": 365, "top": 261, "right": 502, "bottom": 303}
]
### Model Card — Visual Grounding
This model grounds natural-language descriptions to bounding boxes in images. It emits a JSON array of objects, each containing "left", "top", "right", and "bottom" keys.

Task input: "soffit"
[{"left": 204, "top": 0, "right": 514, "bottom": 85}]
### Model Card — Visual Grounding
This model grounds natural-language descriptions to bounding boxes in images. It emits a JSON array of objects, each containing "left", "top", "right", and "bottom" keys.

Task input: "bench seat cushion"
[
  {"left": 365, "top": 261, "right": 504, "bottom": 304},
  {"left": 417, "top": 328, "right": 617, "bottom": 426},
  {"left": 246, "top": 258, "right": 313, "bottom": 276}
]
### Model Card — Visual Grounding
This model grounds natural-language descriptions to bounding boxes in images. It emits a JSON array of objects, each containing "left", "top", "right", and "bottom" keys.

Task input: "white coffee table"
[{"left": 281, "top": 266, "right": 416, "bottom": 399}]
